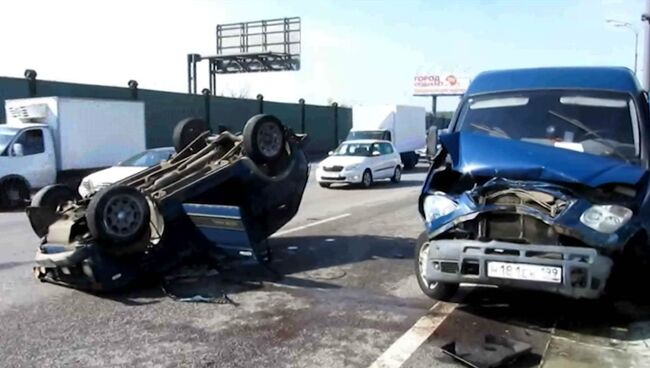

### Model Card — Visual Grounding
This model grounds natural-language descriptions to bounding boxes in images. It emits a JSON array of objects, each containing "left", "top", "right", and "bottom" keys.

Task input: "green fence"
[{"left": 0, "top": 76, "right": 351, "bottom": 157}]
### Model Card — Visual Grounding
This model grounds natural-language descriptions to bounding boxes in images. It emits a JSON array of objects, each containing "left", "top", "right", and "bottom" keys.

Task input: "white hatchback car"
[{"left": 316, "top": 140, "right": 403, "bottom": 188}]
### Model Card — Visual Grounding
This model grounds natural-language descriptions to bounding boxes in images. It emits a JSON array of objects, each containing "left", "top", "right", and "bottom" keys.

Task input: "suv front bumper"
[{"left": 424, "top": 239, "right": 613, "bottom": 299}]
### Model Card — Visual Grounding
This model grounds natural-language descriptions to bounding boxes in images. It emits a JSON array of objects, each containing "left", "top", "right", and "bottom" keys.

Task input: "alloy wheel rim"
[
  {"left": 257, "top": 122, "right": 283, "bottom": 158},
  {"left": 103, "top": 194, "right": 144, "bottom": 237}
]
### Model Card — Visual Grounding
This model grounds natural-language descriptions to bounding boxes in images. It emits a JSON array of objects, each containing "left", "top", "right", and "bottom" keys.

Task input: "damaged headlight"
[
  {"left": 423, "top": 193, "right": 458, "bottom": 222},
  {"left": 580, "top": 205, "right": 632, "bottom": 233}
]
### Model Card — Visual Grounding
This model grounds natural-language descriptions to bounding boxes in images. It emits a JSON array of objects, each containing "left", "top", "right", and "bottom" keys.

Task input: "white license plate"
[{"left": 487, "top": 261, "right": 562, "bottom": 283}]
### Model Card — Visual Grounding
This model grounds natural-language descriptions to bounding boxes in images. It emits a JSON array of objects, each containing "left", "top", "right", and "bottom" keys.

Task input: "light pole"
[{"left": 607, "top": 19, "right": 639, "bottom": 75}]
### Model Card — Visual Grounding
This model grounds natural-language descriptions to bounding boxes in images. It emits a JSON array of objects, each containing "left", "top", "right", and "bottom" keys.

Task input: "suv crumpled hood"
[{"left": 440, "top": 132, "right": 647, "bottom": 188}]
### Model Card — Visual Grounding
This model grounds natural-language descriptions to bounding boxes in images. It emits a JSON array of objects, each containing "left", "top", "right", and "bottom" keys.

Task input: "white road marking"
[
  {"left": 273, "top": 213, "right": 351, "bottom": 237},
  {"left": 368, "top": 302, "right": 456, "bottom": 368}
]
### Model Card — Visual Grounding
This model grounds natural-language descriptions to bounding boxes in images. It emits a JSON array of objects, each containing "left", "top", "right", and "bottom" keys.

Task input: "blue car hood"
[{"left": 440, "top": 132, "right": 646, "bottom": 188}]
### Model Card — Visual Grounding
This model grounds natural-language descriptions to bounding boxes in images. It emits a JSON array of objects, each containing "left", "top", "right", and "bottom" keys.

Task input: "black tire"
[
  {"left": 400, "top": 152, "right": 419, "bottom": 170},
  {"left": 319, "top": 182, "right": 331, "bottom": 188},
  {"left": 0, "top": 178, "right": 29, "bottom": 209},
  {"left": 31, "top": 184, "right": 78, "bottom": 211},
  {"left": 360, "top": 169, "right": 373, "bottom": 188},
  {"left": 391, "top": 166, "right": 402, "bottom": 183},
  {"left": 173, "top": 117, "right": 209, "bottom": 153},
  {"left": 242, "top": 114, "right": 286, "bottom": 164},
  {"left": 86, "top": 185, "right": 150, "bottom": 245},
  {"left": 414, "top": 231, "right": 459, "bottom": 301}
]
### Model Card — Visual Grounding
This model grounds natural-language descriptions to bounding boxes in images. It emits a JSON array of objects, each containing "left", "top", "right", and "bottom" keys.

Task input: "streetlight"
[{"left": 607, "top": 19, "right": 639, "bottom": 75}]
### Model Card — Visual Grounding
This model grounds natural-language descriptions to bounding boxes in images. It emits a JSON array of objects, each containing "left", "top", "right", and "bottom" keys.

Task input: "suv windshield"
[
  {"left": 0, "top": 126, "right": 18, "bottom": 155},
  {"left": 456, "top": 90, "right": 639, "bottom": 162},
  {"left": 334, "top": 142, "right": 374, "bottom": 156},
  {"left": 119, "top": 148, "right": 174, "bottom": 167}
]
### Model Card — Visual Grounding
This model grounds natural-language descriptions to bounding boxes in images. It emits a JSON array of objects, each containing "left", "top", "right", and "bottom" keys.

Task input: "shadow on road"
[
  {"left": 100, "top": 234, "right": 417, "bottom": 305},
  {"left": 326, "top": 179, "right": 423, "bottom": 190}
]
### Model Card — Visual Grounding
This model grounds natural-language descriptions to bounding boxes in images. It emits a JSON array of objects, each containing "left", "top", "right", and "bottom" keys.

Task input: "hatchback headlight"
[
  {"left": 580, "top": 205, "right": 632, "bottom": 233},
  {"left": 345, "top": 164, "right": 360, "bottom": 170},
  {"left": 423, "top": 194, "right": 458, "bottom": 222},
  {"left": 78, "top": 179, "right": 92, "bottom": 197}
]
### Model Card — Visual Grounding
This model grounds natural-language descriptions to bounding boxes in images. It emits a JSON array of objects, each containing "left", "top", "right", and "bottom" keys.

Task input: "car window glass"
[
  {"left": 377, "top": 143, "right": 389, "bottom": 155},
  {"left": 457, "top": 90, "right": 638, "bottom": 162},
  {"left": 334, "top": 143, "right": 373, "bottom": 156},
  {"left": 120, "top": 149, "right": 173, "bottom": 167},
  {"left": 14, "top": 129, "right": 44, "bottom": 155}
]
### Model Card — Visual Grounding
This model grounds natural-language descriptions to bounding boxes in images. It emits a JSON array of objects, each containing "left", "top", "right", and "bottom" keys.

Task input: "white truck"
[
  {"left": 347, "top": 105, "right": 426, "bottom": 170},
  {"left": 0, "top": 97, "right": 146, "bottom": 208}
]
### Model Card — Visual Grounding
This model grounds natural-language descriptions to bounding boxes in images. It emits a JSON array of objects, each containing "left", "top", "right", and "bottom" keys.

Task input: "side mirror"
[
  {"left": 328, "top": 151, "right": 334, "bottom": 156},
  {"left": 372, "top": 150, "right": 381, "bottom": 156},
  {"left": 12, "top": 143, "right": 24, "bottom": 157},
  {"left": 427, "top": 127, "right": 438, "bottom": 155}
]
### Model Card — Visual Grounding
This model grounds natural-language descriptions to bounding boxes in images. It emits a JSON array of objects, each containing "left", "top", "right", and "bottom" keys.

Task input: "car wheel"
[
  {"left": 31, "top": 184, "right": 78, "bottom": 211},
  {"left": 319, "top": 182, "right": 331, "bottom": 188},
  {"left": 86, "top": 185, "right": 150, "bottom": 245},
  {"left": 173, "top": 117, "right": 210, "bottom": 153},
  {"left": 391, "top": 166, "right": 402, "bottom": 183},
  {"left": 243, "top": 114, "right": 286, "bottom": 164},
  {"left": 0, "top": 178, "right": 29, "bottom": 209},
  {"left": 414, "top": 231, "right": 458, "bottom": 301},
  {"left": 360, "top": 169, "right": 373, "bottom": 188}
]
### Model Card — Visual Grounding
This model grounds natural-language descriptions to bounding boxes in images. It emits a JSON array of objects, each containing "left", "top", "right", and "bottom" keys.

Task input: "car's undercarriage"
[{"left": 27, "top": 115, "right": 310, "bottom": 291}]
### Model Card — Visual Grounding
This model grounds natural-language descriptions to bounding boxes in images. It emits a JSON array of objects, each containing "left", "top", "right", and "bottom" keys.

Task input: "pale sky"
[{"left": 0, "top": 0, "right": 646, "bottom": 111}]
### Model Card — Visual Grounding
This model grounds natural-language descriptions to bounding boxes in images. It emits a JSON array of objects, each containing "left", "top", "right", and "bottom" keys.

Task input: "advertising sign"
[{"left": 413, "top": 73, "right": 470, "bottom": 95}]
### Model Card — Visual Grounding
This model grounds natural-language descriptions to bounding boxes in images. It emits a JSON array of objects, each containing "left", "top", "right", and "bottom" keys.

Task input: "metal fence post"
[
  {"left": 299, "top": 98, "right": 305, "bottom": 133},
  {"left": 202, "top": 88, "right": 211, "bottom": 127},
  {"left": 24, "top": 69, "right": 37, "bottom": 97},
  {"left": 257, "top": 94, "right": 264, "bottom": 113},
  {"left": 128, "top": 80, "right": 139, "bottom": 100},
  {"left": 332, "top": 102, "right": 339, "bottom": 147}
]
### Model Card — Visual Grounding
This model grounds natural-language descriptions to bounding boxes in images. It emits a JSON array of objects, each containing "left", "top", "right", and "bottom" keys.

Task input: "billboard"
[
  {"left": 413, "top": 73, "right": 470, "bottom": 96},
  {"left": 215, "top": 17, "right": 301, "bottom": 74}
]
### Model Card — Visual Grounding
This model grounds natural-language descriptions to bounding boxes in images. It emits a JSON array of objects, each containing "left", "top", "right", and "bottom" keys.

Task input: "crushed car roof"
[{"left": 466, "top": 67, "right": 642, "bottom": 96}]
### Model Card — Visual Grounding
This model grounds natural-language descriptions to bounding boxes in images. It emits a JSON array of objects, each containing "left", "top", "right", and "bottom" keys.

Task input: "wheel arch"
[{"left": 0, "top": 174, "right": 32, "bottom": 192}]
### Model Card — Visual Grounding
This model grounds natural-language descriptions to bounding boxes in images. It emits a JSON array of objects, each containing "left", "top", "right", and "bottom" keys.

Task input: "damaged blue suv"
[{"left": 416, "top": 67, "right": 650, "bottom": 300}]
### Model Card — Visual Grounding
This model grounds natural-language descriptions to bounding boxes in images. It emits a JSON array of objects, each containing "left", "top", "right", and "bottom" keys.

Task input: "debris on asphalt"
[
  {"left": 440, "top": 334, "right": 532, "bottom": 368},
  {"left": 161, "top": 282, "right": 238, "bottom": 306}
]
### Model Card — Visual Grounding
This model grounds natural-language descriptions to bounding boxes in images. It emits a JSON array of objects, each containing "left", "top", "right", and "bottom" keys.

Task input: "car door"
[
  {"left": 383, "top": 143, "right": 401, "bottom": 177},
  {"left": 367, "top": 143, "right": 383, "bottom": 178},
  {"left": 389, "top": 142, "right": 402, "bottom": 169},
  {"left": 374, "top": 143, "right": 395, "bottom": 179}
]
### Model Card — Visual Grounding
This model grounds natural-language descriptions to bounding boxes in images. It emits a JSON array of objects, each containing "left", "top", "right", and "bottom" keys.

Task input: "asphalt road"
[{"left": 1, "top": 164, "right": 650, "bottom": 367}]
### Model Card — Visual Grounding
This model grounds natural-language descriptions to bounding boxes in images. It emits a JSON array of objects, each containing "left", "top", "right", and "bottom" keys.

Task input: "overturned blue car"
[
  {"left": 416, "top": 67, "right": 650, "bottom": 300},
  {"left": 28, "top": 115, "right": 309, "bottom": 291}
]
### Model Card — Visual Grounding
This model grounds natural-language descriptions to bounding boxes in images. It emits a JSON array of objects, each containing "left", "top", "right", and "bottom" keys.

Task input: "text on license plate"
[{"left": 487, "top": 261, "right": 562, "bottom": 283}]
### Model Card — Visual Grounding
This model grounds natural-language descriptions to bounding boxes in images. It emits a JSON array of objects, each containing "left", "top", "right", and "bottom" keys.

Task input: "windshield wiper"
[
  {"left": 547, "top": 110, "right": 629, "bottom": 163},
  {"left": 470, "top": 123, "right": 509, "bottom": 138}
]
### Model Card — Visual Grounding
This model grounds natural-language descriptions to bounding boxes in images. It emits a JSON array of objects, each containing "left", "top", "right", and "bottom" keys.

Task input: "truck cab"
[
  {"left": 0, "top": 124, "right": 56, "bottom": 207},
  {"left": 0, "top": 97, "right": 146, "bottom": 209}
]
